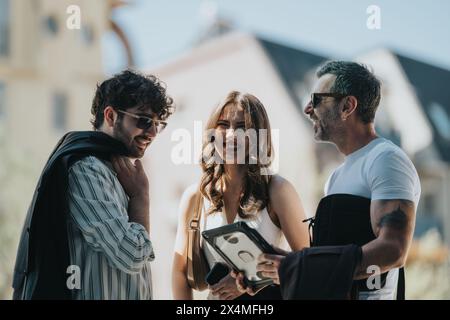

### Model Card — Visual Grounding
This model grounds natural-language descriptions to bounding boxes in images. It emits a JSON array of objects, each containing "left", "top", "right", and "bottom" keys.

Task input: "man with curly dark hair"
[
  {"left": 13, "top": 70, "right": 174, "bottom": 300},
  {"left": 90, "top": 69, "right": 174, "bottom": 158}
]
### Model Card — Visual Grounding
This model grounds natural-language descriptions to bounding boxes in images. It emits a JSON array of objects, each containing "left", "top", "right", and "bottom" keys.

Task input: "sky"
[{"left": 103, "top": 0, "right": 450, "bottom": 74}]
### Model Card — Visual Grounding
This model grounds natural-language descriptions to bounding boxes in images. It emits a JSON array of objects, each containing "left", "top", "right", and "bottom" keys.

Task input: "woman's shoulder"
[
  {"left": 269, "top": 174, "right": 294, "bottom": 195},
  {"left": 268, "top": 174, "right": 301, "bottom": 210},
  {"left": 266, "top": 175, "right": 297, "bottom": 224}
]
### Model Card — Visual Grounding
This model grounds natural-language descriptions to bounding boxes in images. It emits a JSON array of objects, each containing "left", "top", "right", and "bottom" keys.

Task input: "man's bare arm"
[{"left": 354, "top": 199, "right": 416, "bottom": 280}]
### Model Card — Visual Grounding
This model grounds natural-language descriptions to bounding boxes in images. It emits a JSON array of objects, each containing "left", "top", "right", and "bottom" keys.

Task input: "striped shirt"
[{"left": 67, "top": 156, "right": 154, "bottom": 300}]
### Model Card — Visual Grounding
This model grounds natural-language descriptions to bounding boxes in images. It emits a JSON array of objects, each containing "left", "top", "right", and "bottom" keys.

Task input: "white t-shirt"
[{"left": 324, "top": 137, "right": 421, "bottom": 300}]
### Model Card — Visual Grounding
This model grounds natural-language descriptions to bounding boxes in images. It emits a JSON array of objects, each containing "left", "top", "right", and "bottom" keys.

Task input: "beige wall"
[
  {"left": 0, "top": 0, "right": 107, "bottom": 166},
  {"left": 0, "top": 0, "right": 109, "bottom": 299}
]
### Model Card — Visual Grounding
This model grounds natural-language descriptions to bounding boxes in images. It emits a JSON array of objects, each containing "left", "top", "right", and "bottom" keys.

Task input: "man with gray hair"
[{"left": 234, "top": 61, "right": 420, "bottom": 300}]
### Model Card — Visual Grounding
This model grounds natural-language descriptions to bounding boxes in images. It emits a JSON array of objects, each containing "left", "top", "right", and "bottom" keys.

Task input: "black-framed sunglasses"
[
  {"left": 311, "top": 93, "right": 347, "bottom": 108},
  {"left": 116, "top": 110, "right": 167, "bottom": 133}
]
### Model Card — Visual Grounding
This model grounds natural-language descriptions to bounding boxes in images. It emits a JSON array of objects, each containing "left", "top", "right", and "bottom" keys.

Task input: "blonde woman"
[{"left": 172, "top": 91, "right": 309, "bottom": 300}]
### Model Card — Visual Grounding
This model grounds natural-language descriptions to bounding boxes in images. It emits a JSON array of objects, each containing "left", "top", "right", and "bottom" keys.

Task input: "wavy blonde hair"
[{"left": 200, "top": 91, "right": 274, "bottom": 219}]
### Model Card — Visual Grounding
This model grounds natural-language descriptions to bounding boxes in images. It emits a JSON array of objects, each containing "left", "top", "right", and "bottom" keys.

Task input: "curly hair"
[
  {"left": 90, "top": 69, "right": 174, "bottom": 129},
  {"left": 200, "top": 91, "right": 274, "bottom": 220}
]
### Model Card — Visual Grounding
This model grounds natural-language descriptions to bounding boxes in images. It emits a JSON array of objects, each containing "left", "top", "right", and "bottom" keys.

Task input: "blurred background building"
[
  {"left": 0, "top": 0, "right": 134, "bottom": 299},
  {"left": 0, "top": 0, "right": 449, "bottom": 300},
  {"left": 0, "top": 0, "right": 133, "bottom": 159}
]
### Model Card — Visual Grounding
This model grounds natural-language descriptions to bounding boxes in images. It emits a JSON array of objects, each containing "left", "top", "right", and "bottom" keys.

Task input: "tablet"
[{"left": 202, "top": 221, "right": 277, "bottom": 291}]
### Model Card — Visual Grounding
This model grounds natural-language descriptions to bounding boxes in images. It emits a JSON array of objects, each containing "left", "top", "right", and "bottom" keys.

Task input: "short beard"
[
  {"left": 112, "top": 117, "right": 137, "bottom": 157},
  {"left": 113, "top": 116, "right": 127, "bottom": 142},
  {"left": 317, "top": 103, "right": 341, "bottom": 141}
]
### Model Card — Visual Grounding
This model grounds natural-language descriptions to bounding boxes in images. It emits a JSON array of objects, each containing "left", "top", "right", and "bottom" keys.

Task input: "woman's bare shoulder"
[{"left": 269, "top": 174, "right": 294, "bottom": 194}]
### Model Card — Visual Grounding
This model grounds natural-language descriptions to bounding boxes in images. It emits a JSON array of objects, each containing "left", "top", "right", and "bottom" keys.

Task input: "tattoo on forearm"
[{"left": 378, "top": 207, "right": 408, "bottom": 230}]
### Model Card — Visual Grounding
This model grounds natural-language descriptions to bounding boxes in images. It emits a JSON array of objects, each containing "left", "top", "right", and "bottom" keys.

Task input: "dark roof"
[
  {"left": 256, "top": 36, "right": 450, "bottom": 161},
  {"left": 258, "top": 39, "right": 450, "bottom": 162},
  {"left": 395, "top": 54, "right": 450, "bottom": 162},
  {"left": 257, "top": 37, "right": 328, "bottom": 110}
]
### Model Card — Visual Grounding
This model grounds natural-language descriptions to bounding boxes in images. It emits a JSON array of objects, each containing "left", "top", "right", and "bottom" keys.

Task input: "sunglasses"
[
  {"left": 116, "top": 110, "right": 167, "bottom": 133},
  {"left": 311, "top": 93, "right": 347, "bottom": 108}
]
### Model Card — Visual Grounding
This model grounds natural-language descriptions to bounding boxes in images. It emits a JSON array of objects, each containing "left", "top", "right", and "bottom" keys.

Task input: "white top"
[
  {"left": 324, "top": 137, "right": 421, "bottom": 203},
  {"left": 324, "top": 137, "right": 421, "bottom": 300},
  {"left": 200, "top": 198, "right": 283, "bottom": 300}
]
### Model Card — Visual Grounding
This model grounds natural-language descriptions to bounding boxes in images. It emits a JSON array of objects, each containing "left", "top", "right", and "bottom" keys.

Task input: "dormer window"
[{"left": 429, "top": 102, "right": 450, "bottom": 140}]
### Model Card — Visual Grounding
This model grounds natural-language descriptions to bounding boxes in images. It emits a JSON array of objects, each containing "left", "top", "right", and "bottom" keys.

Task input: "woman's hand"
[{"left": 209, "top": 273, "right": 244, "bottom": 300}]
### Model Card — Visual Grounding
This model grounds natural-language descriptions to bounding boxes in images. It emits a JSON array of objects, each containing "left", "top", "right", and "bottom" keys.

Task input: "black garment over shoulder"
[
  {"left": 12, "top": 131, "right": 129, "bottom": 300},
  {"left": 312, "top": 194, "right": 404, "bottom": 299},
  {"left": 279, "top": 194, "right": 405, "bottom": 300},
  {"left": 279, "top": 244, "right": 362, "bottom": 299}
]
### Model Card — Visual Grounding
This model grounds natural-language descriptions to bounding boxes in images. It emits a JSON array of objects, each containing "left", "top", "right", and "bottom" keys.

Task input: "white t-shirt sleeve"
[
  {"left": 367, "top": 150, "right": 420, "bottom": 204},
  {"left": 324, "top": 173, "right": 332, "bottom": 196}
]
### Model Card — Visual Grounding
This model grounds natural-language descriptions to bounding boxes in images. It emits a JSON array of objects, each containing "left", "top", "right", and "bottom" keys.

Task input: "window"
[
  {"left": 429, "top": 102, "right": 450, "bottom": 140},
  {"left": 0, "top": 0, "right": 10, "bottom": 57},
  {"left": 52, "top": 92, "right": 68, "bottom": 131},
  {"left": 43, "top": 15, "right": 59, "bottom": 37},
  {"left": 0, "top": 82, "right": 5, "bottom": 119},
  {"left": 81, "top": 24, "right": 95, "bottom": 46},
  {"left": 415, "top": 190, "right": 444, "bottom": 238}
]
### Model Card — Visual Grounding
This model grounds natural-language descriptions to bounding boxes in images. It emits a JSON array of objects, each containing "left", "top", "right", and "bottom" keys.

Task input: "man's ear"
[
  {"left": 103, "top": 106, "right": 116, "bottom": 128},
  {"left": 341, "top": 96, "right": 358, "bottom": 121}
]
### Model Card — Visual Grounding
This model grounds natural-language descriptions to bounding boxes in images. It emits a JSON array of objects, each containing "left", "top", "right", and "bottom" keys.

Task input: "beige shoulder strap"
[{"left": 189, "top": 190, "right": 204, "bottom": 230}]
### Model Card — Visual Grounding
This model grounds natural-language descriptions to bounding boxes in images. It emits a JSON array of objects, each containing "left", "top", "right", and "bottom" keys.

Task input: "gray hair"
[{"left": 317, "top": 61, "right": 381, "bottom": 123}]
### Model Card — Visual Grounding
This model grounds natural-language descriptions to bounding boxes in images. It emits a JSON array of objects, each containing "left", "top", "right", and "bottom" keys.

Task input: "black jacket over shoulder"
[
  {"left": 278, "top": 194, "right": 405, "bottom": 300},
  {"left": 12, "top": 131, "right": 129, "bottom": 300},
  {"left": 279, "top": 244, "right": 362, "bottom": 300}
]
